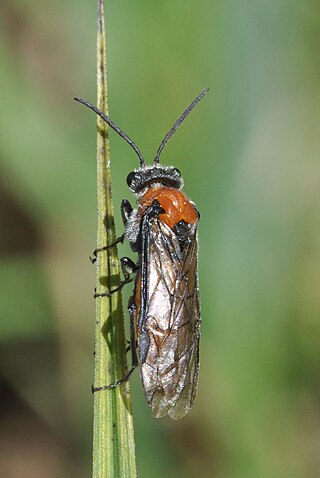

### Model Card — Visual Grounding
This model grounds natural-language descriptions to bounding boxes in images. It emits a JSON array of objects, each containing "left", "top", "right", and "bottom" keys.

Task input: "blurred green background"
[{"left": 1, "top": 0, "right": 320, "bottom": 477}]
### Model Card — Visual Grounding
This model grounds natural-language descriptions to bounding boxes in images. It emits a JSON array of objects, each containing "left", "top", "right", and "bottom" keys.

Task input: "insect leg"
[
  {"left": 92, "top": 296, "right": 138, "bottom": 392},
  {"left": 128, "top": 296, "right": 138, "bottom": 369},
  {"left": 94, "top": 257, "right": 138, "bottom": 298},
  {"left": 121, "top": 199, "right": 133, "bottom": 226},
  {"left": 90, "top": 234, "right": 125, "bottom": 264},
  {"left": 90, "top": 199, "right": 133, "bottom": 264},
  {"left": 121, "top": 199, "right": 143, "bottom": 253}
]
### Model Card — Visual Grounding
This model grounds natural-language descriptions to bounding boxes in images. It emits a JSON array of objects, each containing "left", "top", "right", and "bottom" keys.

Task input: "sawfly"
[{"left": 75, "top": 88, "right": 208, "bottom": 419}]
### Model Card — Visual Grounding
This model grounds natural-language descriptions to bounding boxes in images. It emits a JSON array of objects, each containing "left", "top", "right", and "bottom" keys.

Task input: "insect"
[{"left": 74, "top": 88, "right": 209, "bottom": 419}]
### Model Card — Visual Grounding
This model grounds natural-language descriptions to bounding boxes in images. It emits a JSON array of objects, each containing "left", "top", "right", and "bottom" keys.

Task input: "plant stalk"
[{"left": 92, "top": 1, "right": 137, "bottom": 477}]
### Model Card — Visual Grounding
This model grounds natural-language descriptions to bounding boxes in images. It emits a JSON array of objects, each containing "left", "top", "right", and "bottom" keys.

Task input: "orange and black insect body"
[{"left": 75, "top": 88, "right": 209, "bottom": 419}]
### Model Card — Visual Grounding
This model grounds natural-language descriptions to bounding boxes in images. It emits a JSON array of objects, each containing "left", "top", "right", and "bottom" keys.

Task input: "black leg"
[
  {"left": 94, "top": 257, "right": 138, "bottom": 298},
  {"left": 121, "top": 199, "right": 133, "bottom": 227},
  {"left": 90, "top": 198, "right": 134, "bottom": 264},
  {"left": 128, "top": 296, "right": 138, "bottom": 369},
  {"left": 90, "top": 234, "right": 125, "bottom": 264},
  {"left": 92, "top": 295, "right": 138, "bottom": 392},
  {"left": 120, "top": 257, "right": 139, "bottom": 277},
  {"left": 121, "top": 199, "right": 143, "bottom": 253},
  {"left": 93, "top": 280, "right": 132, "bottom": 298}
]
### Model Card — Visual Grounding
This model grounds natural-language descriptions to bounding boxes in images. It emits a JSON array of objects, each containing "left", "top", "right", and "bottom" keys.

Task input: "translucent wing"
[{"left": 137, "top": 215, "right": 201, "bottom": 420}]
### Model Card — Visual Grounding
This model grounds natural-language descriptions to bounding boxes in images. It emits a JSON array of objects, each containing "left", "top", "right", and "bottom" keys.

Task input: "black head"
[
  {"left": 126, "top": 165, "right": 183, "bottom": 193},
  {"left": 74, "top": 88, "right": 209, "bottom": 191}
]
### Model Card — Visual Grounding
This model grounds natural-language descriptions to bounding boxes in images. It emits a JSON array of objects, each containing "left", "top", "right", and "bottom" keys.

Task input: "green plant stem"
[{"left": 92, "top": 1, "right": 137, "bottom": 477}]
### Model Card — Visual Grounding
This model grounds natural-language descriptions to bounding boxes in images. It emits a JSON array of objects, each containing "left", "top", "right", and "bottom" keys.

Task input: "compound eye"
[
  {"left": 127, "top": 171, "right": 137, "bottom": 188},
  {"left": 172, "top": 167, "right": 181, "bottom": 177}
]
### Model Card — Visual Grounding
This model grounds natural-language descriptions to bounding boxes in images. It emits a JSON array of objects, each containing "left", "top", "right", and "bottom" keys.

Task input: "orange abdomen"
[{"left": 139, "top": 187, "right": 198, "bottom": 230}]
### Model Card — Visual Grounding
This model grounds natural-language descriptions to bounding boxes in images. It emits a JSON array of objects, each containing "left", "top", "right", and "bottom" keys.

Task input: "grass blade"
[{"left": 92, "top": 1, "right": 137, "bottom": 477}]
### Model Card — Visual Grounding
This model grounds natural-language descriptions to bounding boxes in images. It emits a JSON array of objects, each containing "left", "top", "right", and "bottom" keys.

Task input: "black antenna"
[
  {"left": 154, "top": 87, "right": 209, "bottom": 165},
  {"left": 74, "top": 97, "right": 146, "bottom": 167}
]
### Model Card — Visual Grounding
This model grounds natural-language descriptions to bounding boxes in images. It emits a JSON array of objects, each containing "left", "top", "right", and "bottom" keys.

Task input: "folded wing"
[{"left": 137, "top": 216, "right": 201, "bottom": 419}]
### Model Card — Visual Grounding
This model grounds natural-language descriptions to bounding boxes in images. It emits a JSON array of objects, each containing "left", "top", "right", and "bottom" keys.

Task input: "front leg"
[
  {"left": 90, "top": 199, "right": 133, "bottom": 264},
  {"left": 121, "top": 199, "right": 141, "bottom": 252},
  {"left": 121, "top": 199, "right": 133, "bottom": 226}
]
